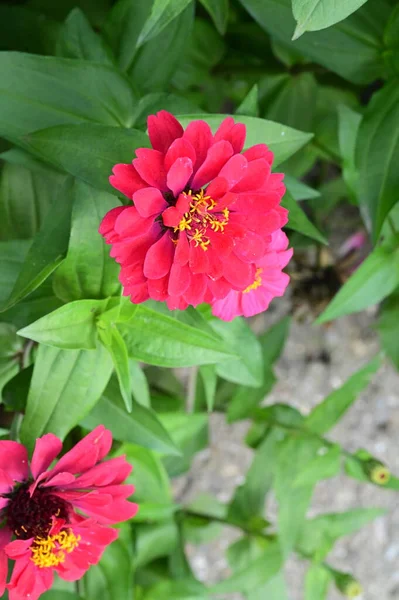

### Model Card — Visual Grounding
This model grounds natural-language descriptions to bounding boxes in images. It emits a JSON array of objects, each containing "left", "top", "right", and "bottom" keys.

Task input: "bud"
[
  {"left": 364, "top": 458, "right": 391, "bottom": 485},
  {"left": 332, "top": 571, "right": 362, "bottom": 598}
]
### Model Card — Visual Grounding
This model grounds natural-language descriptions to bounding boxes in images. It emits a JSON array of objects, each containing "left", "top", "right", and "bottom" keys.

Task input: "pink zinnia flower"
[
  {"left": 0, "top": 426, "right": 137, "bottom": 600},
  {"left": 212, "top": 230, "right": 293, "bottom": 321},
  {"left": 99, "top": 111, "right": 290, "bottom": 314}
]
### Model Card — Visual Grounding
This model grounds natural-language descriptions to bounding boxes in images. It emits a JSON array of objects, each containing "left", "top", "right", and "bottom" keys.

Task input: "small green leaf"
[
  {"left": 0, "top": 178, "right": 74, "bottom": 312},
  {"left": 293, "top": 444, "right": 341, "bottom": 486},
  {"left": 292, "top": 0, "right": 368, "bottom": 38},
  {"left": 20, "top": 343, "right": 113, "bottom": 450},
  {"left": 137, "top": 0, "right": 193, "bottom": 47},
  {"left": 120, "top": 443, "right": 171, "bottom": 504},
  {"left": 285, "top": 174, "right": 320, "bottom": 201},
  {"left": 196, "top": 364, "right": 217, "bottom": 412},
  {"left": 305, "top": 357, "right": 381, "bottom": 435},
  {"left": 337, "top": 104, "right": 362, "bottom": 201},
  {"left": 56, "top": 8, "right": 113, "bottom": 64},
  {"left": 305, "top": 564, "right": 332, "bottom": 600},
  {"left": 177, "top": 114, "right": 313, "bottom": 166},
  {"left": 18, "top": 299, "right": 108, "bottom": 350},
  {"left": 317, "top": 246, "right": 399, "bottom": 323},
  {"left": 82, "top": 375, "right": 180, "bottom": 455},
  {"left": 160, "top": 413, "right": 208, "bottom": 477},
  {"left": 199, "top": 0, "right": 229, "bottom": 34},
  {"left": 377, "top": 292, "right": 399, "bottom": 369},
  {"left": 99, "top": 325, "right": 131, "bottom": 411},
  {"left": 0, "top": 323, "right": 24, "bottom": 400},
  {"left": 282, "top": 190, "right": 327, "bottom": 243}
]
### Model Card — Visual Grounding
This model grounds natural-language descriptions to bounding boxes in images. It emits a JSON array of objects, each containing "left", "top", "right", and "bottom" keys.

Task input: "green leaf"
[
  {"left": 285, "top": 174, "right": 320, "bottom": 201},
  {"left": 305, "top": 564, "right": 332, "bottom": 600},
  {"left": 129, "top": 359, "right": 151, "bottom": 407},
  {"left": 177, "top": 115, "right": 313, "bottom": 166},
  {"left": 134, "top": 502, "right": 179, "bottom": 522},
  {"left": 99, "top": 325, "right": 131, "bottom": 411},
  {"left": 248, "top": 573, "right": 289, "bottom": 600},
  {"left": 137, "top": 0, "right": 193, "bottom": 47},
  {"left": 377, "top": 292, "right": 399, "bottom": 369},
  {"left": 293, "top": 444, "right": 341, "bottom": 486},
  {"left": 0, "top": 323, "right": 24, "bottom": 400},
  {"left": 0, "top": 5, "right": 60, "bottom": 55},
  {"left": 20, "top": 343, "right": 113, "bottom": 451},
  {"left": 211, "top": 540, "right": 282, "bottom": 594},
  {"left": 0, "top": 240, "right": 32, "bottom": 306},
  {"left": 305, "top": 357, "right": 381, "bottom": 435},
  {"left": 282, "top": 190, "right": 327, "bottom": 243},
  {"left": 131, "top": 92, "right": 203, "bottom": 128},
  {"left": 292, "top": 0, "right": 369, "bottom": 39},
  {"left": 236, "top": 84, "right": 259, "bottom": 117},
  {"left": 1, "top": 278, "right": 63, "bottom": 331},
  {"left": 129, "top": 4, "right": 194, "bottom": 92},
  {"left": 357, "top": 82, "right": 399, "bottom": 240},
  {"left": 135, "top": 521, "right": 178, "bottom": 568},
  {"left": 196, "top": 365, "right": 217, "bottom": 412},
  {"left": 82, "top": 375, "right": 179, "bottom": 455},
  {"left": 238, "top": 0, "right": 389, "bottom": 84},
  {"left": 42, "top": 593, "right": 82, "bottom": 600},
  {"left": 0, "top": 53, "right": 137, "bottom": 141},
  {"left": 0, "top": 159, "right": 66, "bottom": 242},
  {"left": 316, "top": 245, "right": 399, "bottom": 323},
  {"left": 199, "top": 0, "right": 229, "bottom": 35},
  {"left": 53, "top": 181, "right": 121, "bottom": 302},
  {"left": 26, "top": 0, "right": 112, "bottom": 27},
  {"left": 160, "top": 413, "right": 208, "bottom": 476},
  {"left": 211, "top": 317, "right": 263, "bottom": 387},
  {"left": 338, "top": 104, "right": 362, "bottom": 201},
  {"left": 109, "top": 303, "right": 236, "bottom": 368},
  {"left": 23, "top": 124, "right": 150, "bottom": 194},
  {"left": 18, "top": 299, "right": 108, "bottom": 350},
  {"left": 0, "top": 178, "right": 74, "bottom": 312},
  {"left": 119, "top": 443, "right": 171, "bottom": 503},
  {"left": 56, "top": 8, "right": 113, "bottom": 64},
  {"left": 142, "top": 580, "right": 207, "bottom": 600}
]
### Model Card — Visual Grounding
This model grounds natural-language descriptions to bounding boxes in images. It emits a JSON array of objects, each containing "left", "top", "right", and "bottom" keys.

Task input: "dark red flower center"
[{"left": 6, "top": 483, "right": 70, "bottom": 539}]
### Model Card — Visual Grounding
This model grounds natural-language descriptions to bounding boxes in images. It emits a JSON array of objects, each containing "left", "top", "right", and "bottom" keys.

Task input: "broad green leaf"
[
  {"left": 305, "top": 564, "right": 332, "bottom": 600},
  {"left": 211, "top": 317, "right": 263, "bottom": 387},
  {"left": 2, "top": 364, "right": 33, "bottom": 412},
  {"left": 377, "top": 292, "right": 399, "bottom": 369},
  {"left": 177, "top": 115, "right": 312, "bottom": 166},
  {"left": 238, "top": 0, "right": 389, "bottom": 84},
  {"left": 135, "top": 521, "right": 179, "bottom": 568},
  {"left": 99, "top": 325, "right": 131, "bottom": 411},
  {"left": 23, "top": 124, "right": 150, "bottom": 194},
  {"left": 131, "top": 92, "right": 202, "bottom": 128},
  {"left": 338, "top": 104, "right": 362, "bottom": 201},
  {"left": 129, "top": 359, "right": 151, "bottom": 407},
  {"left": 143, "top": 580, "right": 208, "bottom": 600},
  {"left": 0, "top": 161, "right": 66, "bottom": 242},
  {"left": 0, "top": 240, "right": 31, "bottom": 306},
  {"left": 297, "top": 508, "right": 385, "bottom": 559},
  {"left": 53, "top": 181, "right": 121, "bottom": 302},
  {"left": 211, "top": 541, "right": 282, "bottom": 594},
  {"left": 0, "top": 178, "right": 74, "bottom": 312},
  {"left": 183, "top": 493, "right": 225, "bottom": 544},
  {"left": 292, "top": 0, "right": 369, "bottom": 39},
  {"left": 137, "top": 0, "right": 193, "bottom": 47},
  {"left": 199, "top": 0, "right": 229, "bottom": 34},
  {"left": 293, "top": 444, "right": 341, "bottom": 486},
  {"left": 0, "top": 323, "right": 24, "bottom": 400},
  {"left": 249, "top": 574, "right": 289, "bottom": 600},
  {"left": 56, "top": 8, "right": 113, "bottom": 64},
  {"left": 160, "top": 413, "right": 208, "bottom": 476},
  {"left": 0, "top": 53, "right": 137, "bottom": 141},
  {"left": 82, "top": 375, "right": 179, "bottom": 455},
  {"left": 84, "top": 529, "right": 133, "bottom": 600},
  {"left": 18, "top": 299, "right": 108, "bottom": 350},
  {"left": 20, "top": 343, "right": 113, "bottom": 450},
  {"left": 120, "top": 443, "right": 171, "bottom": 504},
  {"left": 383, "top": 4, "right": 399, "bottom": 76},
  {"left": 134, "top": 502, "right": 179, "bottom": 522},
  {"left": 357, "top": 82, "right": 399, "bottom": 240},
  {"left": 317, "top": 245, "right": 399, "bottom": 323},
  {"left": 42, "top": 593, "right": 82, "bottom": 600},
  {"left": 274, "top": 435, "right": 322, "bottom": 556},
  {"left": 285, "top": 174, "right": 320, "bottom": 200},
  {"left": 236, "top": 84, "right": 259, "bottom": 117},
  {"left": 305, "top": 357, "right": 381, "bottom": 434},
  {"left": 282, "top": 191, "right": 327, "bottom": 243},
  {"left": 1, "top": 278, "right": 63, "bottom": 331},
  {"left": 109, "top": 304, "right": 236, "bottom": 368}
]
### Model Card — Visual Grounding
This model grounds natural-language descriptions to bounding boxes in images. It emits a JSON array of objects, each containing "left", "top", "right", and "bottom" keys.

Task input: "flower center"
[
  {"left": 6, "top": 483, "right": 70, "bottom": 540},
  {"left": 30, "top": 529, "right": 80, "bottom": 568},
  {"left": 243, "top": 268, "right": 263, "bottom": 293},
  {"left": 176, "top": 189, "right": 229, "bottom": 251}
]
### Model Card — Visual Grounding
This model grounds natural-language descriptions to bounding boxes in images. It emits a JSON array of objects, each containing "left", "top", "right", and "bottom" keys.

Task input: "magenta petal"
[
  {"left": 109, "top": 163, "right": 147, "bottom": 198},
  {"left": 114, "top": 206, "right": 153, "bottom": 237},
  {"left": 218, "top": 154, "right": 248, "bottom": 189},
  {"left": 183, "top": 273, "right": 207, "bottom": 305},
  {"left": 231, "top": 158, "right": 270, "bottom": 193},
  {"left": 168, "top": 262, "right": 191, "bottom": 296},
  {"left": 164, "top": 138, "right": 196, "bottom": 172},
  {"left": 148, "top": 275, "right": 169, "bottom": 301},
  {"left": 223, "top": 253, "right": 254, "bottom": 288},
  {"left": 30, "top": 433, "right": 62, "bottom": 480},
  {"left": 133, "top": 187, "right": 168, "bottom": 217},
  {"left": 191, "top": 141, "right": 234, "bottom": 190},
  {"left": 162, "top": 206, "right": 181, "bottom": 228},
  {"left": 0, "top": 441, "right": 29, "bottom": 483},
  {"left": 144, "top": 233, "right": 175, "bottom": 279},
  {"left": 243, "top": 143, "right": 274, "bottom": 164},
  {"left": 133, "top": 149, "right": 167, "bottom": 191},
  {"left": 234, "top": 231, "right": 266, "bottom": 263},
  {"left": 0, "top": 468, "right": 15, "bottom": 495},
  {"left": 98, "top": 206, "right": 126, "bottom": 243},
  {"left": 147, "top": 111, "right": 184, "bottom": 153},
  {"left": 189, "top": 244, "right": 210, "bottom": 273},
  {"left": 211, "top": 291, "right": 241, "bottom": 321},
  {"left": 0, "top": 529, "right": 11, "bottom": 596},
  {"left": 175, "top": 232, "right": 189, "bottom": 266},
  {"left": 213, "top": 116, "right": 234, "bottom": 142},
  {"left": 183, "top": 120, "right": 213, "bottom": 172},
  {"left": 167, "top": 157, "right": 193, "bottom": 197},
  {"left": 205, "top": 176, "right": 228, "bottom": 199}
]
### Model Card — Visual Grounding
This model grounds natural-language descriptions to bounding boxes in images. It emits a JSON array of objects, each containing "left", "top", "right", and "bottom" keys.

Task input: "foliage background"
[{"left": 0, "top": 0, "right": 398, "bottom": 599}]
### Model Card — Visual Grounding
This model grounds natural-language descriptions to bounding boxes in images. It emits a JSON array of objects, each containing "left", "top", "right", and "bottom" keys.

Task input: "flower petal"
[
  {"left": 133, "top": 149, "right": 167, "bottom": 191},
  {"left": 0, "top": 441, "right": 29, "bottom": 483},
  {"left": 133, "top": 187, "right": 168, "bottom": 218},
  {"left": 166, "top": 157, "right": 193, "bottom": 197},
  {"left": 168, "top": 262, "right": 191, "bottom": 297},
  {"left": 30, "top": 433, "right": 62, "bottom": 480},
  {"left": 191, "top": 141, "right": 233, "bottom": 190},
  {"left": 109, "top": 163, "right": 147, "bottom": 198},
  {"left": 164, "top": 138, "right": 196, "bottom": 172},
  {"left": 147, "top": 110, "right": 184, "bottom": 153},
  {"left": 183, "top": 120, "right": 213, "bottom": 172},
  {"left": 144, "top": 233, "right": 175, "bottom": 279}
]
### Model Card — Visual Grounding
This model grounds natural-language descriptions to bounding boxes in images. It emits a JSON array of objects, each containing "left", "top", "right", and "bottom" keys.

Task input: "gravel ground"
[{"left": 174, "top": 306, "right": 399, "bottom": 599}]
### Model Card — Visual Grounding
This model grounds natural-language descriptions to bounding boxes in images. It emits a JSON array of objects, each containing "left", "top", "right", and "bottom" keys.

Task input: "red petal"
[
  {"left": 0, "top": 441, "right": 29, "bottom": 483},
  {"left": 183, "top": 120, "right": 213, "bottom": 172},
  {"left": 206, "top": 176, "right": 229, "bottom": 199},
  {"left": 162, "top": 206, "right": 181, "bottom": 228},
  {"left": 148, "top": 275, "right": 169, "bottom": 301},
  {"left": 164, "top": 138, "right": 196, "bottom": 172},
  {"left": 218, "top": 154, "right": 248, "bottom": 189},
  {"left": 189, "top": 244, "right": 210, "bottom": 273},
  {"left": 223, "top": 253, "right": 254, "bottom": 289},
  {"left": 147, "top": 110, "right": 184, "bottom": 153},
  {"left": 234, "top": 191, "right": 281, "bottom": 214},
  {"left": 144, "top": 233, "right": 175, "bottom": 279},
  {"left": 168, "top": 262, "right": 191, "bottom": 296},
  {"left": 234, "top": 231, "right": 266, "bottom": 262},
  {"left": 214, "top": 118, "right": 246, "bottom": 153},
  {"left": 114, "top": 206, "right": 153, "bottom": 237},
  {"left": 191, "top": 141, "right": 234, "bottom": 190},
  {"left": 175, "top": 232, "right": 189, "bottom": 265},
  {"left": 133, "top": 149, "right": 167, "bottom": 191},
  {"left": 243, "top": 143, "right": 274, "bottom": 164},
  {"left": 208, "top": 276, "right": 231, "bottom": 299},
  {"left": 124, "top": 282, "right": 149, "bottom": 303},
  {"left": 109, "top": 163, "right": 147, "bottom": 198},
  {"left": 183, "top": 273, "right": 207, "bottom": 305},
  {"left": 231, "top": 158, "right": 270, "bottom": 193},
  {"left": 98, "top": 206, "right": 125, "bottom": 243},
  {"left": 167, "top": 157, "right": 193, "bottom": 197},
  {"left": 30, "top": 434, "right": 62, "bottom": 480},
  {"left": 133, "top": 187, "right": 168, "bottom": 217}
]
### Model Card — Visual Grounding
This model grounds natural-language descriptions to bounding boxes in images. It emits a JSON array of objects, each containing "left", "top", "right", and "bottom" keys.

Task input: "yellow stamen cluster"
[
  {"left": 243, "top": 268, "right": 263, "bottom": 293},
  {"left": 176, "top": 190, "right": 229, "bottom": 251},
  {"left": 30, "top": 529, "right": 80, "bottom": 568}
]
